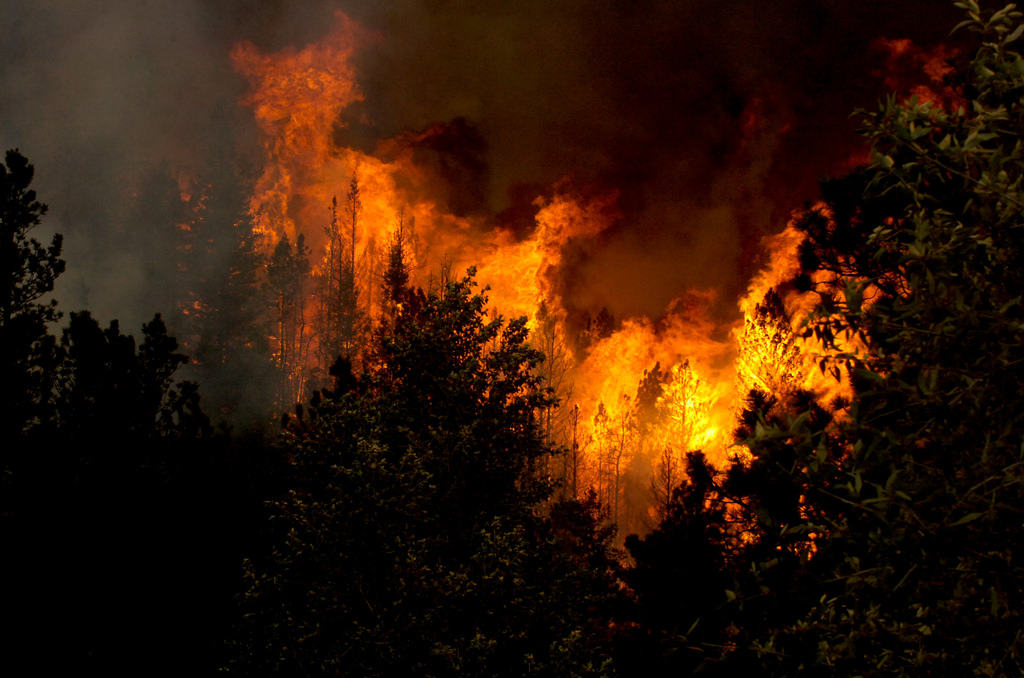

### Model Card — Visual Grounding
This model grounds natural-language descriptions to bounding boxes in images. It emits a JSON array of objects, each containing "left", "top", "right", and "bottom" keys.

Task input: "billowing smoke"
[{"left": 0, "top": 0, "right": 965, "bottom": 366}]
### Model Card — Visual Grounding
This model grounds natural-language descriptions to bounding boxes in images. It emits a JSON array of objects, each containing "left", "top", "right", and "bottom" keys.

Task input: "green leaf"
[
  {"left": 855, "top": 368, "right": 885, "bottom": 383},
  {"left": 1005, "top": 22, "right": 1024, "bottom": 43},
  {"left": 950, "top": 512, "right": 985, "bottom": 526},
  {"left": 953, "top": 19, "right": 975, "bottom": 35}
]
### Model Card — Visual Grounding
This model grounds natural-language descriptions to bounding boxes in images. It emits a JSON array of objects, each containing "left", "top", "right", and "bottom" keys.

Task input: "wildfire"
[
  {"left": 231, "top": 11, "right": 851, "bottom": 533},
  {"left": 475, "top": 187, "right": 621, "bottom": 328}
]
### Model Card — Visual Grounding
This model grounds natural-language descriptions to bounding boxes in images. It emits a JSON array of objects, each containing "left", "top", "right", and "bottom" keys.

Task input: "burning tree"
[
  {"left": 638, "top": 359, "right": 717, "bottom": 525},
  {"left": 379, "top": 206, "right": 412, "bottom": 328},
  {"left": 532, "top": 302, "right": 577, "bottom": 493},
  {"left": 735, "top": 288, "right": 802, "bottom": 403},
  {"left": 591, "top": 394, "right": 640, "bottom": 530},
  {"left": 317, "top": 180, "right": 363, "bottom": 373}
]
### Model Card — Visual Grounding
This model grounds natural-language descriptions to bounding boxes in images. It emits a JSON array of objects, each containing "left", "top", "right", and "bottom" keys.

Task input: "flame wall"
[{"left": 228, "top": 9, "right": 960, "bottom": 530}]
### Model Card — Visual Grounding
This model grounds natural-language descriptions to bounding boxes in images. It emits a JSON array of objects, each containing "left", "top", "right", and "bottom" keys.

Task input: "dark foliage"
[
  {"left": 229, "top": 270, "right": 622, "bottom": 676},
  {"left": 622, "top": 4, "right": 1024, "bottom": 675},
  {"left": 0, "top": 149, "right": 264, "bottom": 676},
  {"left": 0, "top": 149, "right": 64, "bottom": 442}
]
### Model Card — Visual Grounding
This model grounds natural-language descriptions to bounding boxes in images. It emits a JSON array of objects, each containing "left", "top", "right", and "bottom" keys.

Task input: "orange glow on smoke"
[{"left": 873, "top": 37, "right": 959, "bottom": 108}]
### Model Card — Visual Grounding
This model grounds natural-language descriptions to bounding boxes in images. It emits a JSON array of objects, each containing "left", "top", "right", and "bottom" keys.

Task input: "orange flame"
[
  {"left": 232, "top": 11, "right": 851, "bottom": 533},
  {"left": 232, "top": 13, "right": 367, "bottom": 244},
  {"left": 476, "top": 187, "right": 621, "bottom": 328}
]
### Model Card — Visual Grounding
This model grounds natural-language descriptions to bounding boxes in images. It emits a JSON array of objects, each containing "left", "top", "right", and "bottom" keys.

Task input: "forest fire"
[
  {"left": 228, "top": 9, "right": 871, "bottom": 531},
  {"left": 11, "top": 2, "right": 1020, "bottom": 674}
]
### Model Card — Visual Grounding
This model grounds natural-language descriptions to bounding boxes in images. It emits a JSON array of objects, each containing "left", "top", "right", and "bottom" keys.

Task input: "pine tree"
[
  {"left": 175, "top": 177, "right": 279, "bottom": 427},
  {"left": 230, "top": 269, "right": 622, "bottom": 676},
  {"left": 735, "top": 289, "right": 802, "bottom": 403},
  {"left": 317, "top": 177, "right": 362, "bottom": 375},
  {"left": 0, "top": 149, "right": 63, "bottom": 455},
  {"left": 381, "top": 207, "right": 411, "bottom": 323},
  {"left": 267, "top": 234, "right": 312, "bottom": 405}
]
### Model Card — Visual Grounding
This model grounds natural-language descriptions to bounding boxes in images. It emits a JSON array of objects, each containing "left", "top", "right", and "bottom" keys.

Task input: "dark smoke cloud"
[{"left": 1, "top": 0, "right": 966, "bottom": 331}]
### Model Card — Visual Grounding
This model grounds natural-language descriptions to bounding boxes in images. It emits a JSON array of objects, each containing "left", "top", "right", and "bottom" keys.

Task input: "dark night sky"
[{"left": 0, "top": 0, "right": 967, "bottom": 328}]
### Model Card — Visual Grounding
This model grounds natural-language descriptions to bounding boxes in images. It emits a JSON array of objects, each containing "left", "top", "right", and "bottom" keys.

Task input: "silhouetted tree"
[
  {"left": 189, "top": 210, "right": 278, "bottom": 427},
  {"left": 728, "top": 6, "right": 1024, "bottom": 673},
  {"left": 380, "top": 207, "right": 411, "bottom": 326},
  {"left": 50, "top": 311, "right": 211, "bottom": 446},
  {"left": 0, "top": 149, "right": 258, "bottom": 676},
  {"left": 0, "top": 149, "right": 64, "bottom": 444},
  {"left": 574, "top": 306, "right": 615, "bottom": 357},
  {"left": 267, "top": 233, "right": 312, "bottom": 405},
  {"left": 622, "top": 452, "right": 736, "bottom": 676},
  {"left": 624, "top": 6, "right": 1024, "bottom": 675},
  {"left": 230, "top": 269, "right": 622, "bottom": 676}
]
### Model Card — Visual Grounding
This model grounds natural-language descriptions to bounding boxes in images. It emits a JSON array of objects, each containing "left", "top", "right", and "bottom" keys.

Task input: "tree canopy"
[
  {"left": 625, "top": 2, "right": 1024, "bottom": 675},
  {"left": 0, "top": 147, "right": 245, "bottom": 675},
  {"left": 0, "top": 149, "right": 64, "bottom": 441},
  {"left": 228, "top": 270, "right": 621, "bottom": 676}
]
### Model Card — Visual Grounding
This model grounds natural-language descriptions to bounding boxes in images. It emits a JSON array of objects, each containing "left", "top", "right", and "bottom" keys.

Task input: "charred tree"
[
  {"left": 736, "top": 288, "right": 801, "bottom": 405},
  {"left": 317, "top": 176, "right": 363, "bottom": 376},
  {"left": 267, "top": 233, "right": 312, "bottom": 406}
]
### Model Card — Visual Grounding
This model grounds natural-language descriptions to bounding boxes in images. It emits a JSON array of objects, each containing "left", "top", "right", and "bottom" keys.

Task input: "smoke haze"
[{"left": 0, "top": 0, "right": 964, "bottom": 328}]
